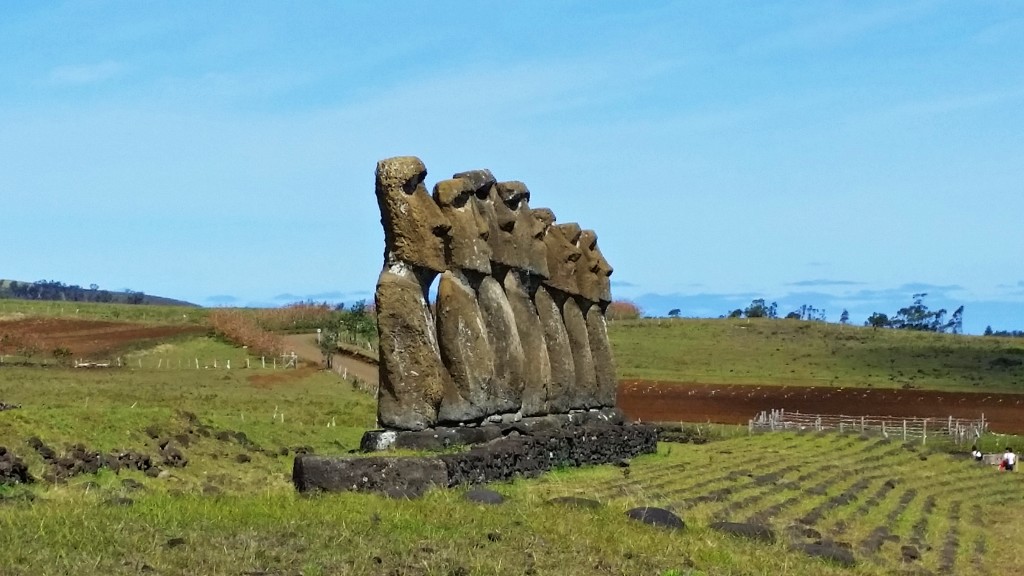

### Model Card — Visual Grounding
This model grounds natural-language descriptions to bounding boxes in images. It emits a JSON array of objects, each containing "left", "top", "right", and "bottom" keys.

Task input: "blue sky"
[{"left": 2, "top": 1, "right": 1022, "bottom": 334}]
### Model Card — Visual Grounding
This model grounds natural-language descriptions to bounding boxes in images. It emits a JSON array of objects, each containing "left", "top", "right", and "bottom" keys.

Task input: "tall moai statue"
[
  {"left": 448, "top": 170, "right": 529, "bottom": 418},
  {"left": 372, "top": 156, "right": 618, "bottom": 434},
  {"left": 495, "top": 181, "right": 553, "bottom": 416},
  {"left": 432, "top": 177, "right": 499, "bottom": 423},
  {"left": 553, "top": 222, "right": 599, "bottom": 409},
  {"left": 574, "top": 229, "right": 617, "bottom": 407},
  {"left": 532, "top": 208, "right": 580, "bottom": 413},
  {"left": 374, "top": 157, "right": 453, "bottom": 431}
]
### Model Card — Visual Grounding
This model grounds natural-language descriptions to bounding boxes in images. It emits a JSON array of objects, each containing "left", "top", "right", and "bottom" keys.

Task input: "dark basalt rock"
[
  {"left": 547, "top": 496, "right": 602, "bottom": 509},
  {"left": 465, "top": 488, "right": 504, "bottom": 505},
  {"left": 625, "top": 507, "right": 685, "bottom": 530},
  {"left": 710, "top": 521, "right": 777, "bottom": 543},
  {"left": 795, "top": 542, "right": 856, "bottom": 567},
  {"left": 293, "top": 455, "right": 448, "bottom": 498},
  {"left": 298, "top": 423, "right": 657, "bottom": 497}
]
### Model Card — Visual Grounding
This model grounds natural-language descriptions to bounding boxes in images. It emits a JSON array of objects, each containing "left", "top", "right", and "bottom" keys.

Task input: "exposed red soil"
[
  {"left": 618, "top": 380, "right": 1024, "bottom": 435},
  {"left": 0, "top": 318, "right": 205, "bottom": 358},
  {"left": 247, "top": 366, "right": 320, "bottom": 389}
]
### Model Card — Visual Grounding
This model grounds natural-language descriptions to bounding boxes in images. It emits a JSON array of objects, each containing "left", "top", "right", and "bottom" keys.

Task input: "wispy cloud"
[
  {"left": 49, "top": 61, "right": 125, "bottom": 85},
  {"left": 788, "top": 279, "right": 864, "bottom": 287}
]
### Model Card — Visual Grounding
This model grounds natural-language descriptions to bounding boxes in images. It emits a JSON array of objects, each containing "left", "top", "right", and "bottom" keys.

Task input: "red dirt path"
[
  {"left": 0, "top": 318, "right": 205, "bottom": 358},
  {"left": 618, "top": 380, "right": 1024, "bottom": 435}
]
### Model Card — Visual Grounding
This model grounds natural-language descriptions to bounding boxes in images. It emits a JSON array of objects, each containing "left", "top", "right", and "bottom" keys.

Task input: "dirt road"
[{"left": 281, "top": 333, "right": 378, "bottom": 384}]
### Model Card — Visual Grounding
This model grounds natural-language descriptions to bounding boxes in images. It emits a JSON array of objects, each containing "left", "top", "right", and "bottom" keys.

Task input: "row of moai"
[{"left": 374, "top": 156, "right": 616, "bottom": 431}]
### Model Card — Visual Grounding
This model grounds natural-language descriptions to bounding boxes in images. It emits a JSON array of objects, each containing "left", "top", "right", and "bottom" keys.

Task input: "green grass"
[
  {"left": 2, "top": 303, "right": 1024, "bottom": 574},
  {"left": 610, "top": 317, "right": 1024, "bottom": 392},
  {"left": 0, "top": 298, "right": 206, "bottom": 325}
]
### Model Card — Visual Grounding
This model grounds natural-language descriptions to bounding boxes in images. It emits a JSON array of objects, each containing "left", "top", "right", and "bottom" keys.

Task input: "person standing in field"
[{"left": 1003, "top": 447, "right": 1017, "bottom": 472}]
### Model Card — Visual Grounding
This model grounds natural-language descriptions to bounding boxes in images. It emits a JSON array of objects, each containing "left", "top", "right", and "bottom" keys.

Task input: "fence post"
[
  {"left": 861, "top": 416, "right": 865, "bottom": 432},
  {"left": 922, "top": 419, "right": 927, "bottom": 445}
]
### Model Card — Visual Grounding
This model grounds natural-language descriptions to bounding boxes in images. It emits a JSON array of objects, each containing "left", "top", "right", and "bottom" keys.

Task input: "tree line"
[
  {"left": 1, "top": 280, "right": 145, "bottom": 305},
  {"left": 702, "top": 293, "right": 967, "bottom": 335}
]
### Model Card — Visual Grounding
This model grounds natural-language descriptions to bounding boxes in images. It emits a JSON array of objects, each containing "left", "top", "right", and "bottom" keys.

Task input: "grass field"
[
  {"left": 4, "top": 302, "right": 1024, "bottom": 574},
  {"left": 610, "top": 318, "right": 1024, "bottom": 393}
]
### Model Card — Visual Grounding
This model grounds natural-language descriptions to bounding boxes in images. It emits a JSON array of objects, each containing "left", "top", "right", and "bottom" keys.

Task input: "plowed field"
[
  {"left": 618, "top": 380, "right": 1024, "bottom": 434},
  {"left": 0, "top": 318, "right": 205, "bottom": 357}
]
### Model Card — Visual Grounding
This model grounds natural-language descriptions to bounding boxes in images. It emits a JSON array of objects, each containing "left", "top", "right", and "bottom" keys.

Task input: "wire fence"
[{"left": 749, "top": 408, "right": 988, "bottom": 446}]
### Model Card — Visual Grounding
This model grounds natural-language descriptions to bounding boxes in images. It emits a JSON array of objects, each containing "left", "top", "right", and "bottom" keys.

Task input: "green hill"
[
  {"left": 609, "top": 317, "right": 1024, "bottom": 393},
  {"left": 0, "top": 279, "right": 196, "bottom": 307}
]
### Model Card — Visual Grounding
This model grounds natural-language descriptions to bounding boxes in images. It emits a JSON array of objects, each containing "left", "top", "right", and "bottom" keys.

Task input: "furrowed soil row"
[
  {"left": 591, "top": 433, "right": 845, "bottom": 500},
  {"left": 970, "top": 506, "right": 988, "bottom": 576},
  {"left": 659, "top": 439, "right": 886, "bottom": 511},
  {"left": 937, "top": 501, "right": 962, "bottom": 575}
]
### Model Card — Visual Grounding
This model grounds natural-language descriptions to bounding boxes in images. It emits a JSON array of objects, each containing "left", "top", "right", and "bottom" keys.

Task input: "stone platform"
[
  {"left": 293, "top": 421, "right": 656, "bottom": 498},
  {"left": 359, "top": 407, "right": 625, "bottom": 452}
]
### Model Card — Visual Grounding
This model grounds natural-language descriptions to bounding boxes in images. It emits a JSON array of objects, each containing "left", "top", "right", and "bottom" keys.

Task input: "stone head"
[
  {"left": 574, "top": 229, "right": 613, "bottom": 303},
  {"left": 496, "top": 181, "right": 549, "bottom": 279},
  {"left": 534, "top": 208, "right": 581, "bottom": 294},
  {"left": 433, "top": 178, "right": 491, "bottom": 274},
  {"left": 376, "top": 156, "right": 451, "bottom": 273},
  {"left": 454, "top": 170, "right": 519, "bottom": 269}
]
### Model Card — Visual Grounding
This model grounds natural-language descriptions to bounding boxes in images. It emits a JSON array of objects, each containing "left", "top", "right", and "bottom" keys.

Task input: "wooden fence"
[{"left": 749, "top": 409, "right": 988, "bottom": 446}]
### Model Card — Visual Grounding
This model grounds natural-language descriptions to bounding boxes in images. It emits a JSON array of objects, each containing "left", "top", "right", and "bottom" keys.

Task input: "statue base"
[{"left": 360, "top": 407, "right": 625, "bottom": 452}]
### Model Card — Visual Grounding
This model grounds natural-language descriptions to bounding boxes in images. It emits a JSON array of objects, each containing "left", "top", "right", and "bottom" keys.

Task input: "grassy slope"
[
  {"left": 610, "top": 317, "right": 1024, "bottom": 393},
  {"left": 3, "top": 303, "right": 1024, "bottom": 574}
]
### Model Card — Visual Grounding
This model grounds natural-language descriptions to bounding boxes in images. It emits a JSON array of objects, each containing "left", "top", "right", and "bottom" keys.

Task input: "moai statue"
[
  {"left": 495, "top": 181, "right": 553, "bottom": 416},
  {"left": 555, "top": 222, "right": 599, "bottom": 409},
  {"left": 574, "top": 229, "right": 617, "bottom": 407},
  {"left": 432, "top": 177, "right": 498, "bottom": 423},
  {"left": 449, "top": 170, "right": 526, "bottom": 417},
  {"left": 533, "top": 208, "right": 581, "bottom": 413},
  {"left": 374, "top": 156, "right": 452, "bottom": 431}
]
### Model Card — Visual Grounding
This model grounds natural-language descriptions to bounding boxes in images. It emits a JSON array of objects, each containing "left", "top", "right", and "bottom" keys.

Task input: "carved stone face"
[
  {"left": 376, "top": 156, "right": 451, "bottom": 273},
  {"left": 574, "top": 229, "right": 613, "bottom": 303},
  {"left": 534, "top": 208, "right": 581, "bottom": 294},
  {"left": 455, "top": 170, "right": 519, "bottom": 269},
  {"left": 433, "top": 178, "right": 491, "bottom": 274},
  {"left": 496, "top": 181, "right": 549, "bottom": 279}
]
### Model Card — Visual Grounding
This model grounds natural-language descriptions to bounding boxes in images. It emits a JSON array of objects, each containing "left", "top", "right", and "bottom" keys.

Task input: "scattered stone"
[
  {"left": 106, "top": 496, "right": 134, "bottom": 507},
  {"left": 0, "top": 446, "right": 33, "bottom": 486},
  {"left": 0, "top": 402, "right": 22, "bottom": 412},
  {"left": 547, "top": 496, "right": 602, "bottom": 509},
  {"left": 157, "top": 470, "right": 172, "bottom": 480},
  {"left": 166, "top": 537, "right": 186, "bottom": 549},
  {"left": 465, "top": 488, "right": 505, "bottom": 505},
  {"left": 625, "top": 507, "right": 685, "bottom": 530},
  {"left": 161, "top": 443, "right": 188, "bottom": 468},
  {"left": 616, "top": 458, "right": 631, "bottom": 468},
  {"left": 486, "top": 531, "right": 502, "bottom": 542},
  {"left": 235, "top": 454, "right": 252, "bottom": 464},
  {"left": 144, "top": 467, "right": 161, "bottom": 479},
  {"left": 787, "top": 525, "right": 822, "bottom": 540},
  {"left": 710, "top": 521, "right": 776, "bottom": 543},
  {"left": 901, "top": 545, "right": 921, "bottom": 562},
  {"left": 795, "top": 542, "right": 856, "bottom": 567},
  {"left": 121, "top": 479, "right": 145, "bottom": 491}
]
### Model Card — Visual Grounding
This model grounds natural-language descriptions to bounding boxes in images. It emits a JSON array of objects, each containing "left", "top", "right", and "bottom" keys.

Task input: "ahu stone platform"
[{"left": 293, "top": 422, "right": 657, "bottom": 498}]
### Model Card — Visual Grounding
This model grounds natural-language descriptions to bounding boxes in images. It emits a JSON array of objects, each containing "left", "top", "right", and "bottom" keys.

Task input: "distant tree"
[
  {"left": 667, "top": 308, "right": 681, "bottom": 318},
  {"left": 947, "top": 305, "right": 964, "bottom": 335},
  {"left": 984, "top": 325, "right": 994, "bottom": 336},
  {"left": 785, "top": 311, "right": 801, "bottom": 320},
  {"left": 839, "top": 309, "right": 850, "bottom": 325},
  {"left": 727, "top": 309, "right": 743, "bottom": 318},
  {"left": 744, "top": 299, "right": 770, "bottom": 318},
  {"left": 865, "top": 312, "right": 890, "bottom": 329},
  {"left": 89, "top": 283, "right": 99, "bottom": 291}
]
